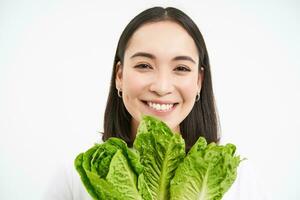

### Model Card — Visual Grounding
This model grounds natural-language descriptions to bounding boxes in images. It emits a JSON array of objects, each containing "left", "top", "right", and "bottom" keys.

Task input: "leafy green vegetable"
[
  {"left": 134, "top": 116, "right": 185, "bottom": 200},
  {"left": 74, "top": 116, "right": 242, "bottom": 200},
  {"left": 74, "top": 137, "right": 143, "bottom": 200},
  {"left": 170, "top": 137, "right": 241, "bottom": 200}
]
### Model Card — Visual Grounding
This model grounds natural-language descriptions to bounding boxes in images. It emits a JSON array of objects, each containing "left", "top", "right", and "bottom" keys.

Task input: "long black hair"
[{"left": 103, "top": 6, "right": 220, "bottom": 150}]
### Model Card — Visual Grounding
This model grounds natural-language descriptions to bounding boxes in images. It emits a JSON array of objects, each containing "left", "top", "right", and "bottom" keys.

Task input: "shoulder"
[
  {"left": 42, "top": 155, "right": 92, "bottom": 200},
  {"left": 222, "top": 158, "right": 269, "bottom": 200}
]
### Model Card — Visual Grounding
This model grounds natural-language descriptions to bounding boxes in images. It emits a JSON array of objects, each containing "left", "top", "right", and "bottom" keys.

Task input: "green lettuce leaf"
[
  {"left": 74, "top": 115, "right": 242, "bottom": 200},
  {"left": 134, "top": 116, "right": 186, "bottom": 200},
  {"left": 74, "top": 137, "right": 143, "bottom": 200},
  {"left": 170, "top": 137, "right": 241, "bottom": 200},
  {"left": 106, "top": 149, "right": 143, "bottom": 200}
]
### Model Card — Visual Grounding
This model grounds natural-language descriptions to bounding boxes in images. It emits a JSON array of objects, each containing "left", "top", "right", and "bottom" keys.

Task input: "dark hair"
[{"left": 103, "top": 6, "right": 220, "bottom": 150}]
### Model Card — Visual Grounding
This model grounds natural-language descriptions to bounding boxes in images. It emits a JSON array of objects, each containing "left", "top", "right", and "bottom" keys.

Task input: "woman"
[
  {"left": 104, "top": 6, "right": 219, "bottom": 152},
  {"left": 44, "top": 6, "right": 266, "bottom": 200}
]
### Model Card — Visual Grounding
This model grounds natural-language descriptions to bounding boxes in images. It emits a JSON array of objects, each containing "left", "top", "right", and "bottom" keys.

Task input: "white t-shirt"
[{"left": 43, "top": 157, "right": 267, "bottom": 200}]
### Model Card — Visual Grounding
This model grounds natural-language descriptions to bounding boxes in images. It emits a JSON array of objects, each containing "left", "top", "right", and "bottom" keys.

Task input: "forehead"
[{"left": 125, "top": 21, "right": 199, "bottom": 62}]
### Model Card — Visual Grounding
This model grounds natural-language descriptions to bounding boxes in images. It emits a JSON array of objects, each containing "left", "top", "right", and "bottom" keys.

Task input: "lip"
[{"left": 140, "top": 100, "right": 178, "bottom": 116}]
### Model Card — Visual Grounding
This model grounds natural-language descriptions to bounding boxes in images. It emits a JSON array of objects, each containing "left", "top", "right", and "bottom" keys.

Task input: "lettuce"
[
  {"left": 134, "top": 116, "right": 185, "bottom": 200},
  {"left": 74, "top": 137, "right": 143, "bottom": 200},
  {"left": 170, "top": 137, "right": 241, "bottom": 200},
  {"left": 75, "top": 116, "right": 241, "bottom": 200}
]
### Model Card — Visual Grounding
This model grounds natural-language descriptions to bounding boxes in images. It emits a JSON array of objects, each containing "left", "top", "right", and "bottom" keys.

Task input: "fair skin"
[{"left": 115, "top": 20, "right": 204, "bottom": 139}]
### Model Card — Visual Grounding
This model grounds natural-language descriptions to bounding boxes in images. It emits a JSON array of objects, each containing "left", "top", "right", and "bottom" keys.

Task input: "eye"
[
  {"left": 134, "top": 63, "right": 152, "bottom": 69},
  {"left": 175, "top": 65, "right": 191, "bottom": 72}
]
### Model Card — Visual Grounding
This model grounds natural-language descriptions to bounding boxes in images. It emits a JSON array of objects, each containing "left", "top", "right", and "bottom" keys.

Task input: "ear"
[
  {"left": 197, "top": 67, "right": 204, "bottom": 91},
  {"left": 115, "top": 61, "right": 123, "bottom": 89}
]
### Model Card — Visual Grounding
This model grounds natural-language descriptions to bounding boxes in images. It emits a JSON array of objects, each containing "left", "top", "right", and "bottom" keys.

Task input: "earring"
[
  {"left": 195, "top": 91, "right": 200, "bottom": 102},
  {"left": 117, "top": 88, "right": 122, "bottom": 98}
]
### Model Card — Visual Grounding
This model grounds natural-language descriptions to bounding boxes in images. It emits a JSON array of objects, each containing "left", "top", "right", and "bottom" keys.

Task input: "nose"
[{"left": 149, "top": 70, "right": 174, "bottom": 96}]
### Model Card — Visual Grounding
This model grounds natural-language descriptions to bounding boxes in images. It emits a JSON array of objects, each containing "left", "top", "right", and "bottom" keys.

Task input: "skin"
[{"left": 115, "top": 20, "right": 204, "bottom": 139}]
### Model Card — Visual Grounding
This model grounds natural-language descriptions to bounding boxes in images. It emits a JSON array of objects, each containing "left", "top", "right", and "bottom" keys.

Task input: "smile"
[{"left": 141, "top": 100, "right": 178, "bottom": 112}]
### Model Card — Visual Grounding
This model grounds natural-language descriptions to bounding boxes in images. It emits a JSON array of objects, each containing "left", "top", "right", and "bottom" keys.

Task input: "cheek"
[
  {"left": 177, "top": 76, "right": 199, "bottom": 101},
  {"left": 122, "top": 71, "right": 147, "bottom": 98}
]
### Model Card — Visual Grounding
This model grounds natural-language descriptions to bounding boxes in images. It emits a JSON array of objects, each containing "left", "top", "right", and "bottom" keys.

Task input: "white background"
[{"left": 0, "top": 0, "right": 299, "bottom": 199}]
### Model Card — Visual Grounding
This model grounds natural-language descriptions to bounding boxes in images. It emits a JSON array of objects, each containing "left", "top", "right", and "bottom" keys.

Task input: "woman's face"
[{"left": 116, "top": 21, "right": 203, "bottom": 137}]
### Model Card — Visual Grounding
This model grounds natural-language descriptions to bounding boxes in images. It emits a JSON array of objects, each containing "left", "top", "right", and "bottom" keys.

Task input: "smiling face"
[{"left": 115, "top": 20, "right": 204, "bottom": 138}]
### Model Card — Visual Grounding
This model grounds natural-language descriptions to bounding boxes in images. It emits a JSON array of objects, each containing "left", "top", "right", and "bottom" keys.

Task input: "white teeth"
[{"left": 147, "top": 102, "right": 174, "bottom": 111}]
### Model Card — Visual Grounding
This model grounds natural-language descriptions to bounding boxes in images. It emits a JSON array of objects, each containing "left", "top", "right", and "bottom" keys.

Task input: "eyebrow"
[{"left": 130, "top": 52, "right": 196, "bottom": 64}]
